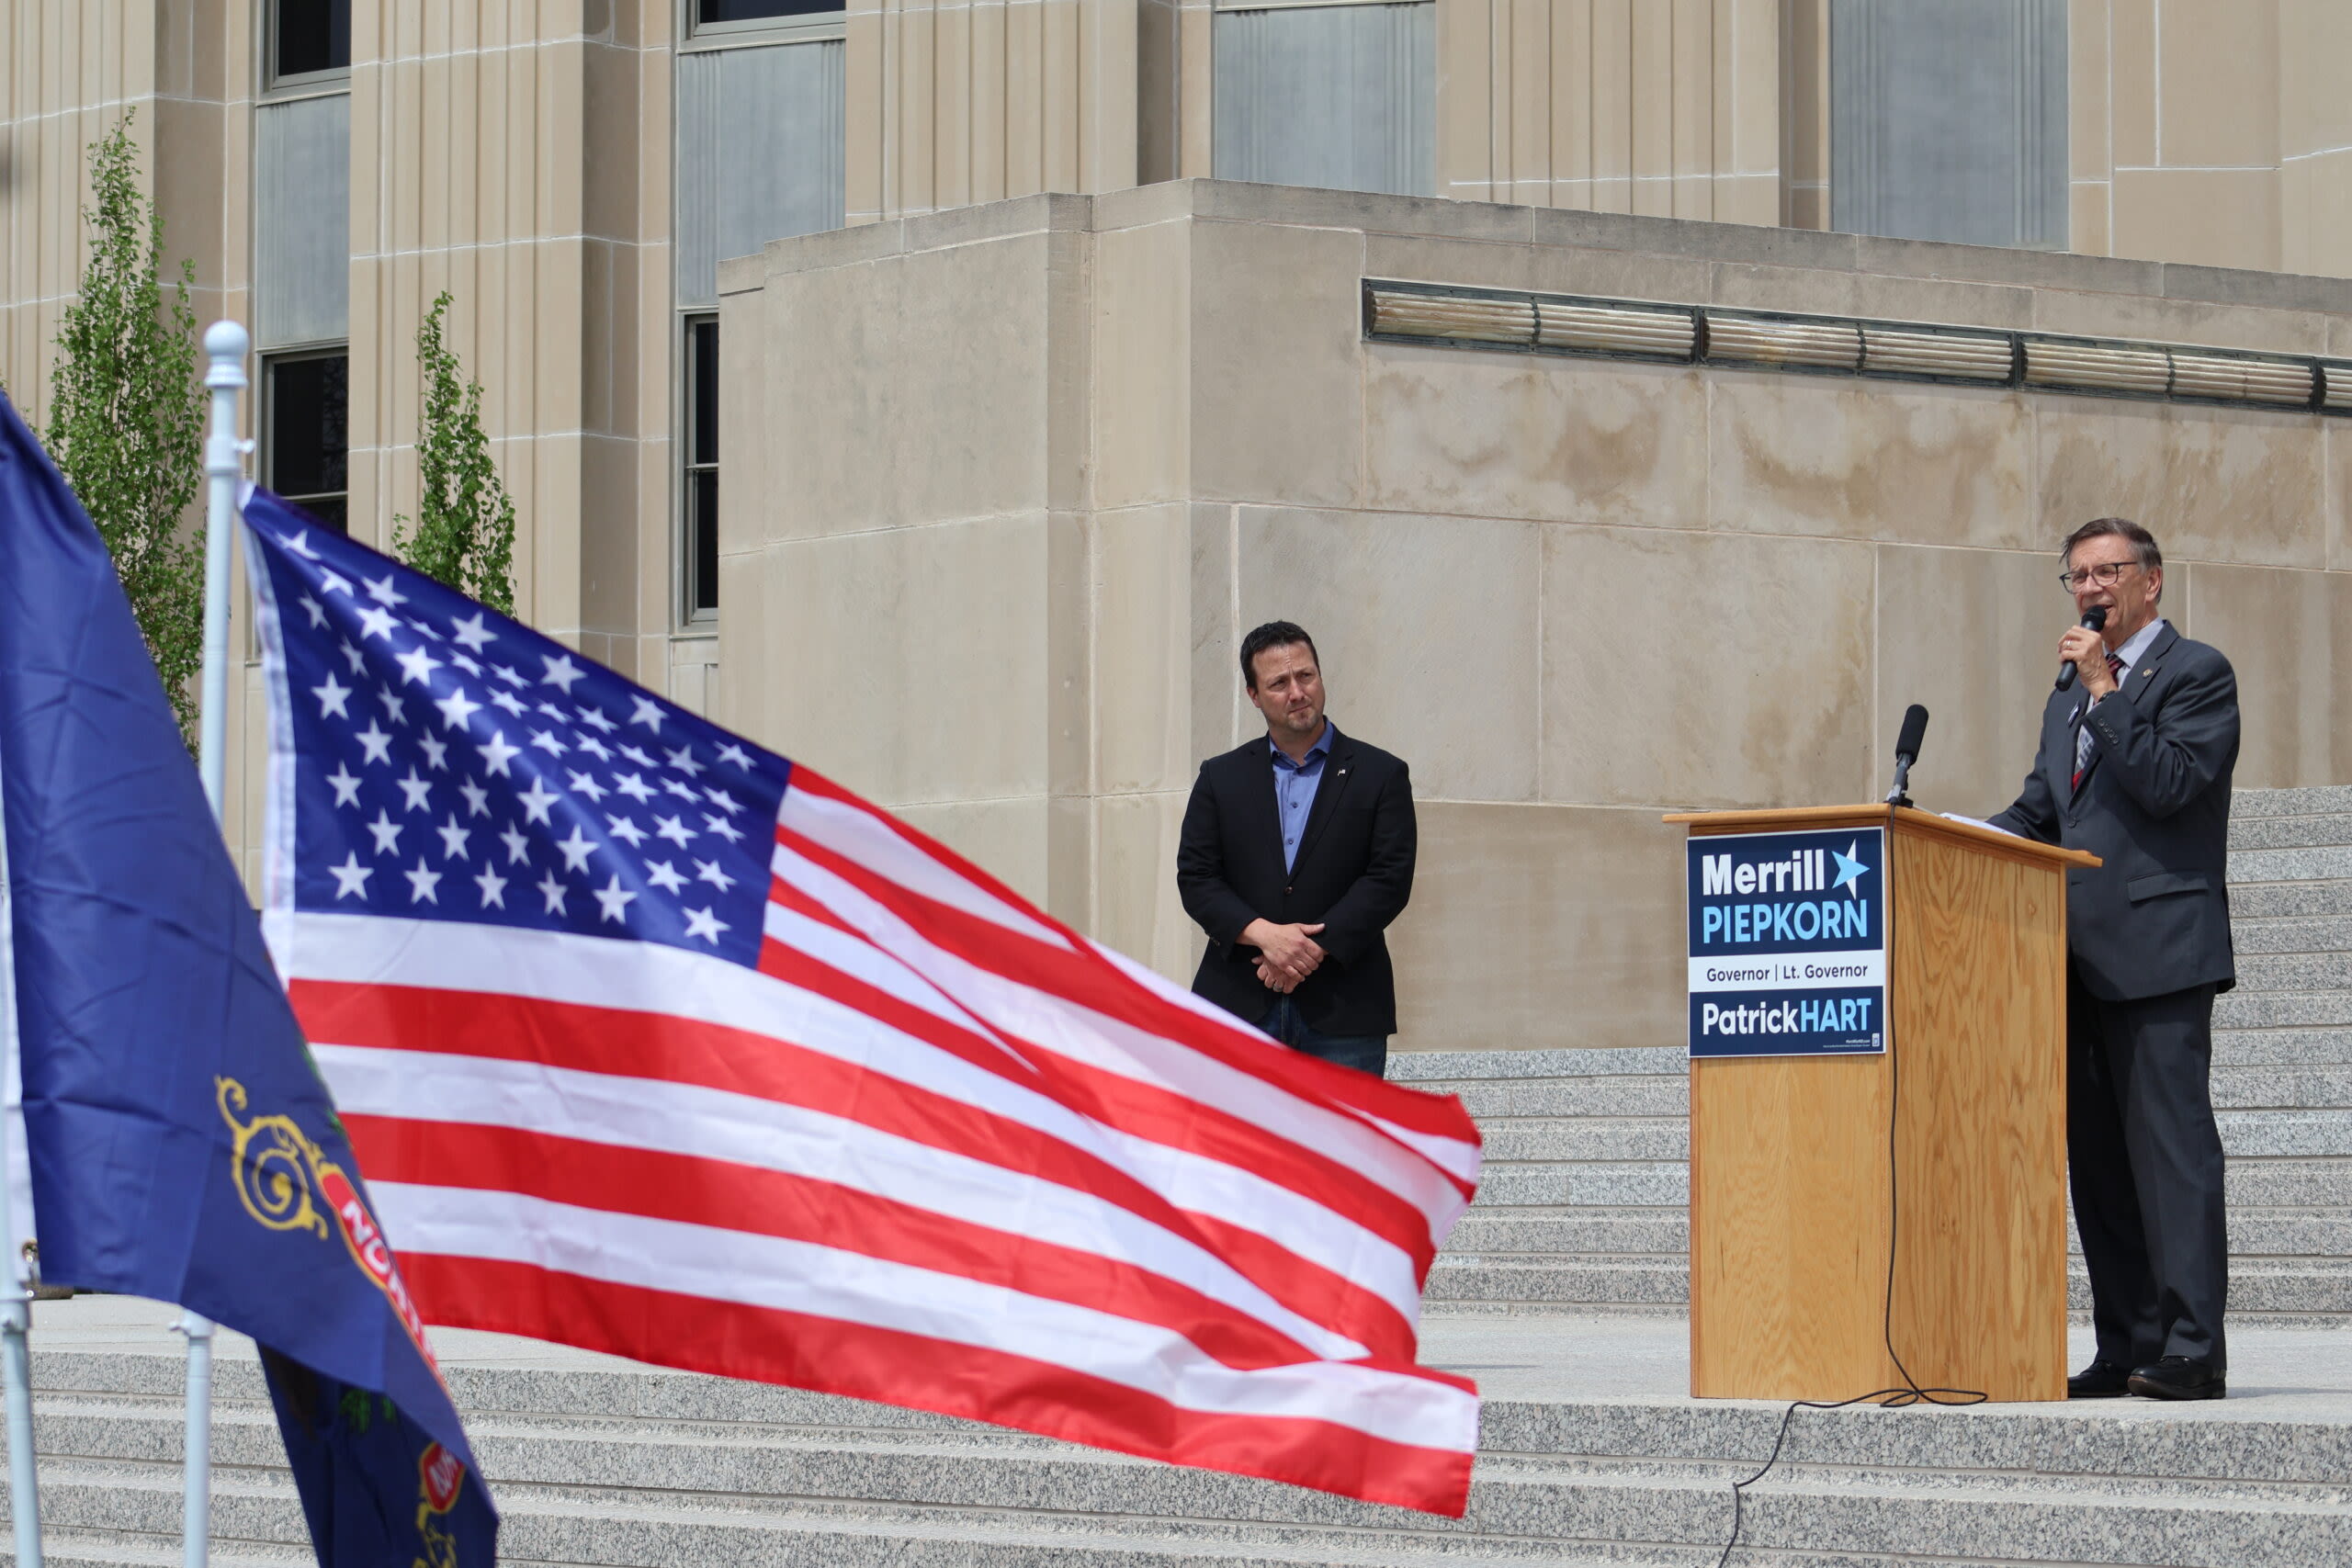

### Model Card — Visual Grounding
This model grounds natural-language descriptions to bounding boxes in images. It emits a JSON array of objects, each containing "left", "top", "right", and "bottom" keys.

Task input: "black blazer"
[
  {"left": 1988, "top": 622, "right": 2239, "bottom": 1002},
  {"left": 1175, "top": 726, "right": 1417, "bottom": 1036}
]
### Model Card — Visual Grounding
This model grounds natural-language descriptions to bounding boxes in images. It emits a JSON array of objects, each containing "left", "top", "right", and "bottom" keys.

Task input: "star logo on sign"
[
  {"left": 1832, "top": 841, "right": 1870, "bottom": 899},
  {"left": 328, "top": 852, "right": 373, "bottom": 899}
]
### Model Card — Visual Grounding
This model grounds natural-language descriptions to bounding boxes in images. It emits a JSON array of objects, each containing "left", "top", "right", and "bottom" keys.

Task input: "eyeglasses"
[{"left": 2058, "top": 561, "right": 2139, "bottom": 592}]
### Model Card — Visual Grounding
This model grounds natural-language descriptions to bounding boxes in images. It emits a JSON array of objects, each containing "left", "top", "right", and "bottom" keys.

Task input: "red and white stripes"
[{"left": 279, "top": 764, "right": 1484, "bottom": 1515}]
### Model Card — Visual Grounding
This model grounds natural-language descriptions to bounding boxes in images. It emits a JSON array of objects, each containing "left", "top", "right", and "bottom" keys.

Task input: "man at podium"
[{"left": 1988, "top": 518, "right": 2240, "bottom": 1403}]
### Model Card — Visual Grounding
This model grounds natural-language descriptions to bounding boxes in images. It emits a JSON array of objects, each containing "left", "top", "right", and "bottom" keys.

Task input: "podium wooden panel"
[{"left": 1665, "top": 805, "right": 2097, "bottom": 1404}]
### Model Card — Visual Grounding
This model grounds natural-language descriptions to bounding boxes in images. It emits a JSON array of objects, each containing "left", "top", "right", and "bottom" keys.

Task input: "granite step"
[
  {"left": 2234, "top": 915, "right": 2352, "bottom": 954},
  {"left": 2230, "top": 813, "right": 2352, "bottom": 851},
  {"left": 0, "top": 1531, "right": 306, "bottom": 1568},
  {"left": 1416, "top": 1061, "right": 2352, "bottom": 1122},
  {"left": 1474, "top": 1108, "right": 2352, "bottom": 1166},
  {"left": 2229, "top": 786, "right": 2352, "bottom": 818},
  {"left": 1444, "top": 1211, "right": 2352, "bottom": 1260},
  {"left": 2233, "top": 952, "right": 2352, "bottom": 992},
  {"left": 1425, "top": 1257, "right": 2352, "bottom": 1319},
  {"left": 1470, "top": 1156, "right": 2352, "bottom": 1213},
  {"left": 2214, "top": 1028, "right": 2352, "bottom": 1066},
  {"left": 20, "top": 1351, "right": 2352, "bottom": 1568},
  {"left": 2230, "top": 846, "right": 2352, "bottom": 884},
  {"left": 2233, "top": 880, "right": 2352, "bottom": 919},
  {"left": 2214, "top": 990, "right": 2352, "bottom": 1030}
]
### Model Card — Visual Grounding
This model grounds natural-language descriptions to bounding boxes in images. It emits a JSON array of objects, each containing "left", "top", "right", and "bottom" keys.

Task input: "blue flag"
[{"left": 0, "top": 390, "right": 496, "bottom": 1565}]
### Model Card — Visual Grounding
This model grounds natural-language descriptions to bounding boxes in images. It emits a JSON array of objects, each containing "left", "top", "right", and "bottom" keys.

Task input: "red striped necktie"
[{"left": 2071, "top": 653, "right": 2128, "bottom": 791}]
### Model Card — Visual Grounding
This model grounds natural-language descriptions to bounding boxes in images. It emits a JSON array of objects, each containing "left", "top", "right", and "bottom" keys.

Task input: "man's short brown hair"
[{"left": 2063, "top": 516, "right": 2164, "bottom": 601}]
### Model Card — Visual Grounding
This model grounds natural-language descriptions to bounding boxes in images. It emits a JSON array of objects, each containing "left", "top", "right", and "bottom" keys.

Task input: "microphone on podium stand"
[
  {"left": 1883, "top": 705, "right": 1929, "bottom": 808},
  {"left": 2054, "top": 605, "right": 2109, "bottom": 692}
]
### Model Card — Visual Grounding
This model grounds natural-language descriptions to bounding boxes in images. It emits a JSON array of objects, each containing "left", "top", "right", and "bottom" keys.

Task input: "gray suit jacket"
[{"left": 1987, "top": 622, "right": 2240, "bottom": 1002}]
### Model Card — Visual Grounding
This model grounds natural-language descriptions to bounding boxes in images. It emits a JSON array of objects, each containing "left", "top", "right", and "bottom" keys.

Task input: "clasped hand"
[{"left": 1243, "top": 918, "right": 1326, "bottom": 995}]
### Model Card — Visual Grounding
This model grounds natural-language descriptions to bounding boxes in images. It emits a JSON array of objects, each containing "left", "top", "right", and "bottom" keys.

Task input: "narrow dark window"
[
  {"left": 684, "top": 318, "right": 720, "bottom": 618},
  {"left": 266, "top": 352, "right": 350, "bottom": 536},
  {"left": 272, "top": 0, "right": 352, "bottom": 84},
  {"left": 697, "top": 0, "right": 843, "bottom": 24}
]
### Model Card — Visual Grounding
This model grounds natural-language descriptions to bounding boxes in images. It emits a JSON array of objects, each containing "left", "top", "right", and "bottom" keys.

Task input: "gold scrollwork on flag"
[{"left": 217, "top": 1077, "right": 333, "bottom": 1240}]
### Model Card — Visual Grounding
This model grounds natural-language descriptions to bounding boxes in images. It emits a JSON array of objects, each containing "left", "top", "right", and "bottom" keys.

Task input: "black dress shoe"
[
  {"left": 2066, "top": 1360, "right": 2132, "bottom": 1399},
  {"left": 2128, "top": 1357, "right": 2226, "bottom": 1401}
]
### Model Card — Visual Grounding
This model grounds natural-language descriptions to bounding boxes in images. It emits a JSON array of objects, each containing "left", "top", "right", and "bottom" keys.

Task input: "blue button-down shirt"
[{"left": 1271, "top": 721, "right": 1334, "bottom": 874}]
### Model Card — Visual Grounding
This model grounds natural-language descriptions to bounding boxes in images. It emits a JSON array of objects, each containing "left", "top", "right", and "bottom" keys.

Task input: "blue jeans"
[{"left": 1260, "top": 996, "right": 1388, "bottom": 1077}]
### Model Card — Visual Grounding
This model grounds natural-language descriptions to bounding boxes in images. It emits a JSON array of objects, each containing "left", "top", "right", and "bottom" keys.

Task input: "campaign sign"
[{"left": 1686, "top": 826, "right": 1888, "bottom": 1059}]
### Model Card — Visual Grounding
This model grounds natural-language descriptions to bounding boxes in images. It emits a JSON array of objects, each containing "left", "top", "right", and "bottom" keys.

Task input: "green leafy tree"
[
  {"left": 44, "top": 112, "right": 206, "bottom": 744},
  {"left": 392, "top": 292, "right": 517, "bottom": 615}
]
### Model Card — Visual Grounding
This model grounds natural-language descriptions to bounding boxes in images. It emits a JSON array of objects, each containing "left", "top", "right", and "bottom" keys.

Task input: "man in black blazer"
[
  {"left": 1989, "top": 517, "right": 2239, "bottom": 1402},
  {"left": 1176, "top": 622, "right": 1415, "bottom": 1075}
]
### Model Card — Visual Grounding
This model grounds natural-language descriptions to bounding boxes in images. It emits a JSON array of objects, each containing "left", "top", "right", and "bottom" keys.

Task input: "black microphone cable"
[{"left": 1709, "top": 843, "right": 1985, "bottom": 1568}]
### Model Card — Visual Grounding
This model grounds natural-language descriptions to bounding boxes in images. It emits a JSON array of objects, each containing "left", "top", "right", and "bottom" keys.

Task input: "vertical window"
[
  {"left": 265, "top": 352, "right": 350, "bottom": 536},
  {"left": 270, "top": 0, "right": 352, "bottom": 88},
  {"left": 683, "top": 318, "right": 720, "bottom": 620},
  {"left": 1830, "top": 0, "right": 2066, "bottom": 249},
  {"left": 1213, "top": 1, "right": 1436, "bottom": 198}
]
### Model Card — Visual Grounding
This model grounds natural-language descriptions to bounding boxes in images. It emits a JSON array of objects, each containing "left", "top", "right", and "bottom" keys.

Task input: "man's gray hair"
[{"left": 2063, "top": 516, "right": 2164, "bottom": 602}]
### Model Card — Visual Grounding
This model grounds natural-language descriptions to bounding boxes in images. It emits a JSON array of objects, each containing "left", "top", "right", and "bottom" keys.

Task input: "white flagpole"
[
  {"left": 0, "top": 725, "right": 42, "bottom": 1568},
  {"left": 180, "top": 319, "right": 249, "bottom": 1568}
]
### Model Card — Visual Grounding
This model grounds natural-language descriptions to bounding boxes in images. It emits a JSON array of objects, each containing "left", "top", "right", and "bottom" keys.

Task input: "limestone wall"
[{"left": 718, "top": 180, "right": 2352, "bottom": 1055}]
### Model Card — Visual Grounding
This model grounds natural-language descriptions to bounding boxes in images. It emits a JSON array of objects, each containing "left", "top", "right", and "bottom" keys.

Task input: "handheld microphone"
[
  {"left": 2055, "top": 605, "right": 2109, "bottom": 692},
  {"left": 1884, "top": 704, "right": 1929, "bottom": 807}
]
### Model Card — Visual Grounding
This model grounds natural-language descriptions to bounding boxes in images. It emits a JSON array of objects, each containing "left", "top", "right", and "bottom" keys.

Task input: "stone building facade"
[{"left": 4, "top": 1, "right": 2350, "bottom": 1050}]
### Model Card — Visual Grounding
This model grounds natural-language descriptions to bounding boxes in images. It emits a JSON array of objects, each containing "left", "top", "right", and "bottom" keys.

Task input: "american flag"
[{"left": 238, "top": 490, "right": 1485, "bottom": 1515}]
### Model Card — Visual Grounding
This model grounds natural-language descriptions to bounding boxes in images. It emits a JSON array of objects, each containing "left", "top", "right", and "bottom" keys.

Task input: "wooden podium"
[{"left": 1665, "top": 805, "right": 2098, "bottom": 1404}]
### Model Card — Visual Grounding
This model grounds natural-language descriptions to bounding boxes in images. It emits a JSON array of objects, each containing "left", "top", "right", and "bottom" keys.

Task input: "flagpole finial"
[{"left": 203, "top": 321, "right": 248, "bottom": 391}]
